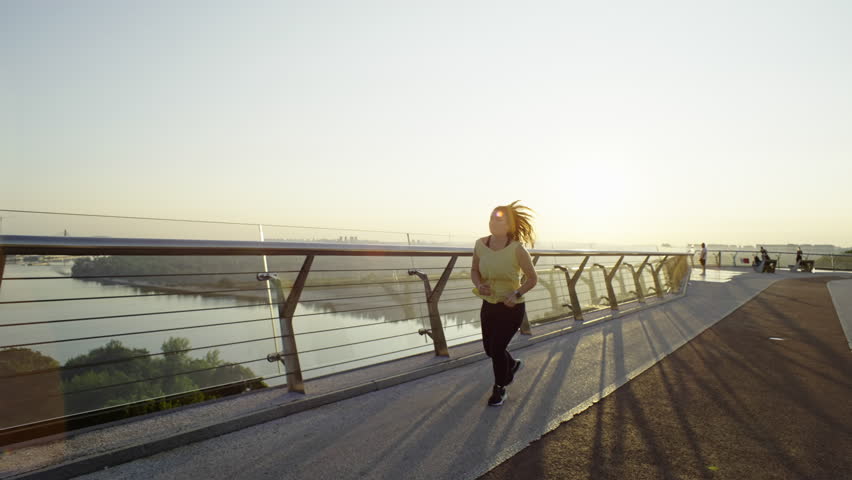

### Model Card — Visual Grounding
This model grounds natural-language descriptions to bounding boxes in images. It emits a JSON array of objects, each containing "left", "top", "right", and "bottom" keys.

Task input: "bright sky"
[{"left": 2, "top": 1, "right": 851, "bottom": 247}]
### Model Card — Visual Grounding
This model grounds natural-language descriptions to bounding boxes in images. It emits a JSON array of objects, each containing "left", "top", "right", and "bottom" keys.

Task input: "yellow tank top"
[{"left": 473, "top": 237, "right": 525, "bottom": 304}]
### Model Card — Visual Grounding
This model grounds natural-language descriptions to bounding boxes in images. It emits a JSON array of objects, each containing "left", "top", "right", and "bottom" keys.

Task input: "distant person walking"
[
  {"left": 471, "top": 201, "right": 538, "bottom": 407},
  {"left": 796, "top": 247, "right": 803, "bottom": 267},
  {"left": 699, "top": 242, "right": 708, "bottom": 275}
]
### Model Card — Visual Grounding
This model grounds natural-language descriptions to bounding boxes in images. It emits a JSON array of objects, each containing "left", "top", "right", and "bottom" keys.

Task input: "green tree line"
[{"left": 0, "top": 338, "right": 262, "bottom": 433}]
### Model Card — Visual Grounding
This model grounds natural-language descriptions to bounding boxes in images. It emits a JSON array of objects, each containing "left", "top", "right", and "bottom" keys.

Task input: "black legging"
[{"left": 480, "top": 301, "right": 525, "bottom": 386}]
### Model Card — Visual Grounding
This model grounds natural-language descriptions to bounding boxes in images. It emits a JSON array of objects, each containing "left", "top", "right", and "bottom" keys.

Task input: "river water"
[{"left": 0, "top": 264, "right": 488, "bottom": 388}]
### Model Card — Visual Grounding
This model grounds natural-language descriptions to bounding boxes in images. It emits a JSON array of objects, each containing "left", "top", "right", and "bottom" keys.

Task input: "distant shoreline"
[{"left": 82, "top": 277, "right": 270, "bottom": 302}]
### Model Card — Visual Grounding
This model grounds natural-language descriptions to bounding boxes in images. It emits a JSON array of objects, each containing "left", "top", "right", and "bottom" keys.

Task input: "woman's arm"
[
  {"left": 501, "top": 245, "right": 537, "bottom": 307},
  {"left": 471, "top": 251, "right": 483, "bottom": 287},
  {"left": 471, "top": 240, "right": 491, "bottom": 295},
  {"left": 515, "top": 245, "right": 538, "bottom": 296}
]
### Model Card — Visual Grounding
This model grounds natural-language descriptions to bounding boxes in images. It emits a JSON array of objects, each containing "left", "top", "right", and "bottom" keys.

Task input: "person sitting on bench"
[{"left": 755, "top": 247, "right": 776, "bottom": 273}]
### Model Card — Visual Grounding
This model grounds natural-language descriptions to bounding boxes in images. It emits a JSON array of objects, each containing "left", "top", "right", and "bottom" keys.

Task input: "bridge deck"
[{"left": 3, "top": 269, "right": 851, "bottom": 480}]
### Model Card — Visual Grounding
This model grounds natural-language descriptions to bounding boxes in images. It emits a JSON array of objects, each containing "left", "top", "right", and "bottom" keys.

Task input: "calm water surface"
[{"left": 0, "top": 264, "right": 486, "bottom": 384}]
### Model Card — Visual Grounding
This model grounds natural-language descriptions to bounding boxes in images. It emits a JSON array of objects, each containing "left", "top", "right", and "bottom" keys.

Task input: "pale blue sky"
[{"left": 2, "top": 1, "right": 851, "bottom": 246}]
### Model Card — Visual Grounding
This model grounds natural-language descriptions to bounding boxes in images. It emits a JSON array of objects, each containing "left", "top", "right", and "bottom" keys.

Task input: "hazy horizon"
[
  {"left": 2, "top": 1, "right": 851, "bottom": 247},
  {"left": 2, "top": 208, "right": 849, "bottom": 253}
]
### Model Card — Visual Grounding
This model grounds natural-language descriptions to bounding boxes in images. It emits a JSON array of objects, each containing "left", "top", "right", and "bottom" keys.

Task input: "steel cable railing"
[
  {"left": 283, "top": 314, "right": 433, "bottom": 337},
  {"left": 5, "top": 357, "right": 270, "bottom": 404},
  {"left": 299, "top": 343, "right": 435, "bottom": 375},
  {"left": 297, "top": 279, "right": 426, "bottom": 289},
  {"left": 1, "top": 266, "right": 456, "bottom": 284},
  {"left": 4, "top": 272, "right": 278, "bottom": 280},
  {"left": 0, "top": 302, "right": 275, "bottom": 328},
  {"left": 3, "top": 297, "right": 587, "bottom": 387},
  {"left": 247, "top": 343, "right": 440, "bottom": 384},
  {"left": 290, "top": 301, "right": 428, "bottom": 318},
  {"left": 0, "top": 285, "right": 277, "bottom": 305},
  {"left": 3, "top": 310, "right": 444, "bottom": 381},
  {"left": 299, "top": 291, "right": 424, "bottom": 304},
  {"left": 445, "top": 332, "right": 483, "bottom": 342},
  {"left": 0, "top": 234, "right": 689, "bottom": 441},
  {"left": 2, "top": 315, "right": 278, "bottom": 349},
  {"left": 255, "top": 331, "right": 424, "bottom": 359},
  {"left": 0, "top": 335, "right": 280, "bottom": 380}
]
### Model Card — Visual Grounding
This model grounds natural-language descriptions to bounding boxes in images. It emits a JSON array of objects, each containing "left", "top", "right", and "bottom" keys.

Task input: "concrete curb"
[{"left": 827, "top": 279, "right": 852, "bottom": 351}]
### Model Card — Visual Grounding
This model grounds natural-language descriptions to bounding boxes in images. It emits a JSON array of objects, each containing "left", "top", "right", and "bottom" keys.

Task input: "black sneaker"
[
  {"left": 488, "top": 385, "right": 507, "bottom": 406},
  {"left": 506, "top": 359, "right": 522, "bottom": 386}
]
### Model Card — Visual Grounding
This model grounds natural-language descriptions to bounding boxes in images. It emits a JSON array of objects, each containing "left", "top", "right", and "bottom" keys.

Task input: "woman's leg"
[
  {"left": 480, "top": 301, "right": 503, "bottom": 383},
  {"left": 480, "top": 301, "right": 494, "bottom": 358},
  {"left": 482, "top": 302, "right": 525, "bottom": 386}
]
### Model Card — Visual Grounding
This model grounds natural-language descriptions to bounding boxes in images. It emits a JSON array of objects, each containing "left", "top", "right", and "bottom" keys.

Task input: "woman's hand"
[
  {"left": 477, "top": 283, "right": 492, "bottom": 296},
  {"left": 502, "top": 294, "right": 518, "bottom": 308}
]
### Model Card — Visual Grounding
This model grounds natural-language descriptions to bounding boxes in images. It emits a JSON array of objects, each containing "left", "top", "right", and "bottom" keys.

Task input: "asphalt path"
[{"left": 481, "top": 277, "right": 852, "bottom": 480}]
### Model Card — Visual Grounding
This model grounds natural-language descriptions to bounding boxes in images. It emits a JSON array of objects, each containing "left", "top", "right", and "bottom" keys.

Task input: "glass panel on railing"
[{"left": 287, "top": 255, "right": 432, "bottom": 378}]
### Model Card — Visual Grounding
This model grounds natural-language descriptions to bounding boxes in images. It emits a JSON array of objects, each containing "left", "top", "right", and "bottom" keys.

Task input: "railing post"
[
  {"left": 593, "top": 258, "right": 623, "bottom": 311},
  {"left": 408, "top": 256, "right": 456, "bottom": 357},
  {"left": 623, "top": 258, "right": 647, "bottom": 304},
  {"left": 554, "top": 255, "right": 588, "bottom": 321},
  {"left": 633, "top": 255, "right": 651, "bottom": 303},
  {"left": 261, "top": 255, "right": 313, "bottom": 394},
  {"left": 606, "top": 256, "right": 624, "bottom": 310},
  {"left": 519, "top": 255, "right": 540, "bottom": 335}
]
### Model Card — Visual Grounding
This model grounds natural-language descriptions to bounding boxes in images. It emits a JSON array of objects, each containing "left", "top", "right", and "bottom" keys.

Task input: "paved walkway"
[
  {"left": 2, "top": 269, "right": 849, "bottom": 479},
  {"left": 481, "top": 276, "right": 852, "bottom": 479}
]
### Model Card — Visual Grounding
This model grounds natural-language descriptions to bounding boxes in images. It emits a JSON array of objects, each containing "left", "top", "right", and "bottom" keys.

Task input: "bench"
[
  {"left": 753, "top": 259, "right": 777, "bottom": 273},
  {"left": 788, "top": 260, "right": 815, "bottom": 272}
]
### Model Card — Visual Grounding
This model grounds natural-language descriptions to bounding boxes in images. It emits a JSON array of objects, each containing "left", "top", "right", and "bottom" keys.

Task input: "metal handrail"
[
  {"left": 687, "top": 247, "right": 852, "bottom": 271},
  {"left": 0, "top": 234, "right": 680, "bottom": 257},
  {"left": 693, "top": 248, "right": 852, "bottom": 257}
]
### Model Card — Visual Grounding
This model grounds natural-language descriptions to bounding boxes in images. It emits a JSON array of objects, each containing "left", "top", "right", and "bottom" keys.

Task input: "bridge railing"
[
  {"left": 0, "top": 235, "right": 690, "bottom": 443},
  {"left": 689, "top": 248, "right": 852, "bottom": 271}
]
